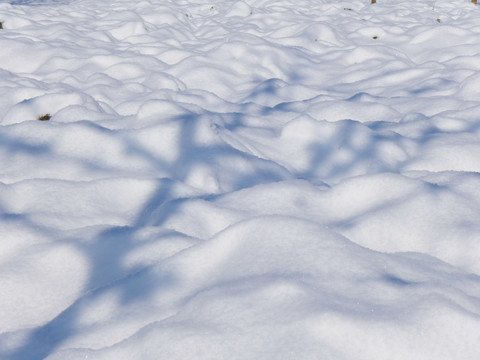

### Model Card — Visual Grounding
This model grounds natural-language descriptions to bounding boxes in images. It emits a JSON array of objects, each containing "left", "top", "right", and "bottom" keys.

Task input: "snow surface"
[{"left": 1, "top": 0, "right": 480, "bottom": 358}]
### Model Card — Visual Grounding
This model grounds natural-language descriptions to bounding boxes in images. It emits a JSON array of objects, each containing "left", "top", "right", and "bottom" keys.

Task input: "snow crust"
[{"left": 1, "top": 0, "right": 480, "bottom": 358}]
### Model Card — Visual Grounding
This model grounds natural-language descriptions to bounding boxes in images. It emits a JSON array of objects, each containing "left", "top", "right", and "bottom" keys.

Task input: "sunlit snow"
[{"left": 1, "top": 0, "right": 480, "bottom": 359}]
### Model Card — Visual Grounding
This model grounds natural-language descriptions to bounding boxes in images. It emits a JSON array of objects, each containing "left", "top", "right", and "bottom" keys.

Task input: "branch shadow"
[
  {"left": 3, "top": 55, "right": 478, "bottom": 359},
  {"left": 0, "top": 80, "right": 292, "bottom": 359}
]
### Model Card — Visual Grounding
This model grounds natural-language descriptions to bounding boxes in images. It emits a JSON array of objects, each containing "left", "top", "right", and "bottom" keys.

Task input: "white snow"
[{"left": 1, "top": 0, "right": 480, "bottom": 358}]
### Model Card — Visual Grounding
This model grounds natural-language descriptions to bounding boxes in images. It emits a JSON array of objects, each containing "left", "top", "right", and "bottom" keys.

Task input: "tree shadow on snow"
[
  {"left": 5, "top": 67, "right": 477, "bottom": 359},
  {"left": 1, "top": 88, "right": 292, "bottom": 359}
]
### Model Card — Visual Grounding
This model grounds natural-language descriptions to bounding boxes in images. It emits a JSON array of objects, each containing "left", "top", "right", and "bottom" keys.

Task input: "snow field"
[{"left": 0, "top": 0, "right": 480, "bottom": 358}]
